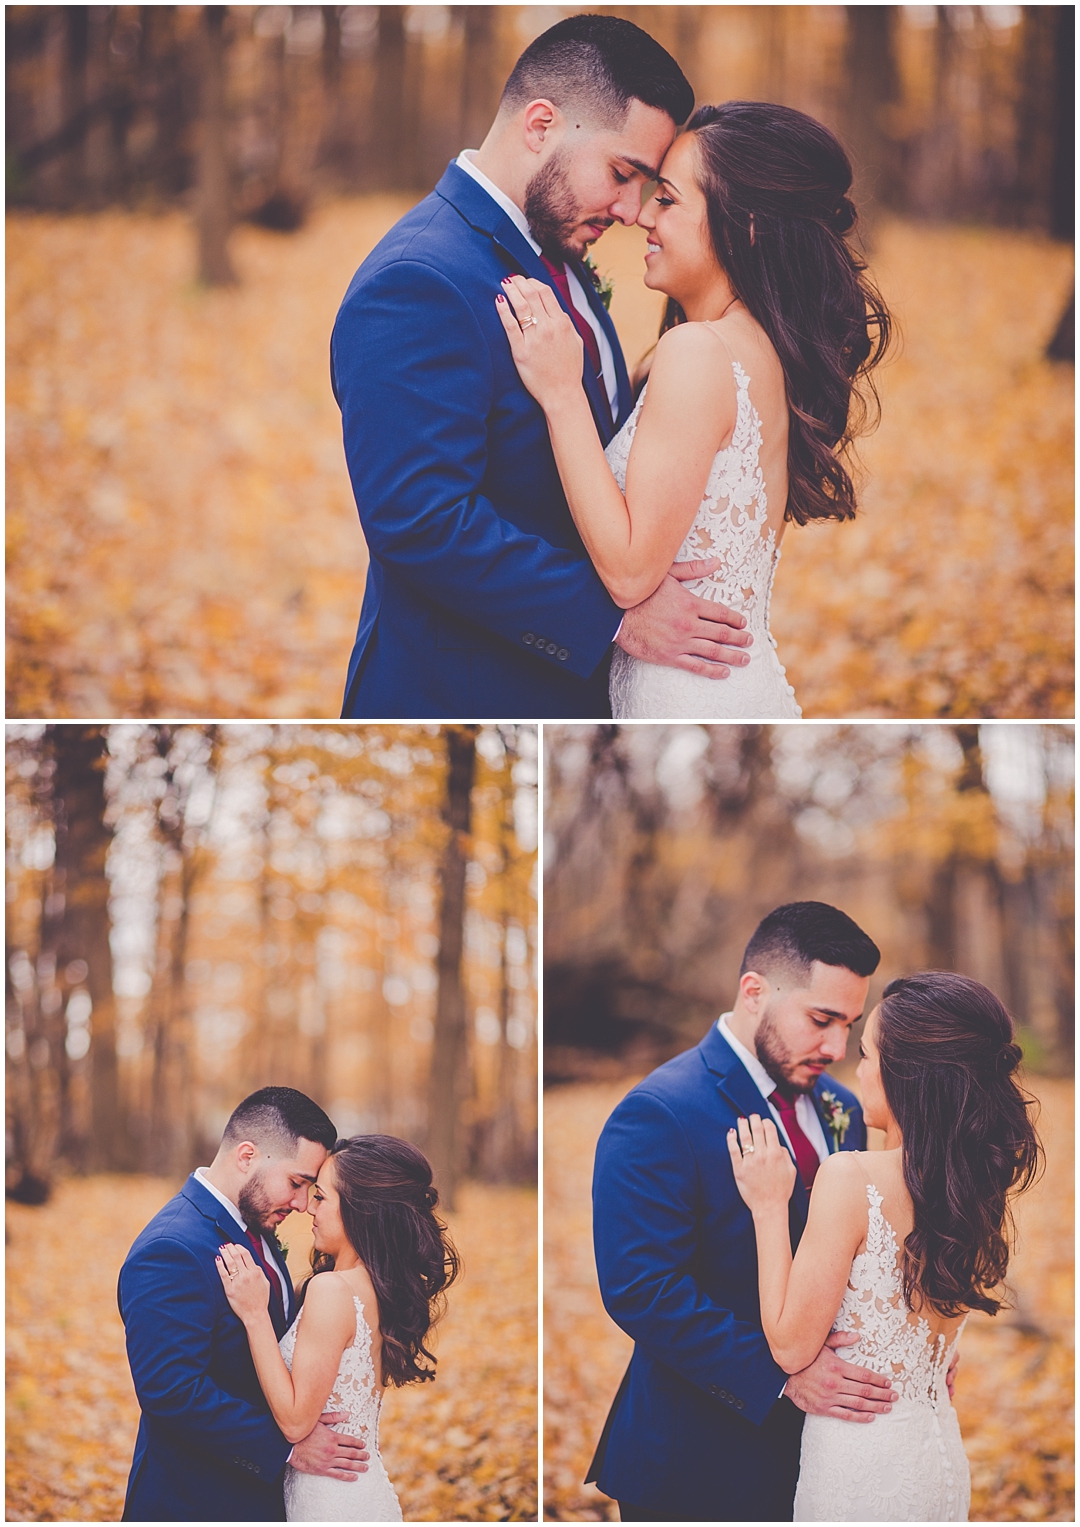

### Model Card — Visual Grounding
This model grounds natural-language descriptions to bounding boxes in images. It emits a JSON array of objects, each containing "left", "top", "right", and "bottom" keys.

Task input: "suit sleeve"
[
  {"left": 119, "top": 1235, "right": 291, "bottom": 1482},
  {"left": 593, "top": 1089, "right": 790, "bottom": 1426},
  {"left": 331, "top": 259, "right": 622, "bottom": 680}
]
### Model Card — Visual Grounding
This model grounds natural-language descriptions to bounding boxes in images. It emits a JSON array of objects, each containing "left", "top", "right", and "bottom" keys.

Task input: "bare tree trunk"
[
  {"left": 426, "top": 725, "right": 478, "bottom": 1209},
  {"left": 458, "top": 6, "right": 497, "bottom": 152},
  {"left": 843, "top": 6, "right": 903, "bottom": 217},
  {"left": 1049, "top": 4, "right": 1074, "bottom": 241},
  {"left": 196, "top": 5, "right": 236, "bottom": 286},
  {"left": 373, "top": 7, "right": 407, "bottom": 189},
  {"left": 49, "top": 725, "right": 123, "bottom": 1172}
]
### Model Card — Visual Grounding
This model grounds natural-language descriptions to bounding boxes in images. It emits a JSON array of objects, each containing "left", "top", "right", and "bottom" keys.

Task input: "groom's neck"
[{"left": 471, "top": 133, "right": 530, "bottom": 218}]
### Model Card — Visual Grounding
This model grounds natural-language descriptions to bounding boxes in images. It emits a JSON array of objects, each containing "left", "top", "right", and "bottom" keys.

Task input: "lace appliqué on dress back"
[
  {"left": 606, "top": 360, "right": 781, "bottom": 625},
  {"left": 280, "top": 1292, "right": 403, "bottom": 1521},
  {"left": 839, "top": 1184, "right": 966, "bottom": 1407},
  {"left": 605, "top": 357, "right": 800, "bottom": 719},
  {"left": 792, "top": 1183, "right": 970, "bottom": 1521}
]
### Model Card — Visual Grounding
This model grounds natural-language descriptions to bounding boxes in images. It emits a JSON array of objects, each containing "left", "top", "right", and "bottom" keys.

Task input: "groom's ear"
[
  {"left": 739, "top": 970, "right": 768, "bottom": 1013},
  {"left": 522, "top": 98, "right": 561, "bottom": 155},
  {"left": 234, "top": 1139, "right": 259, "bottom": 1173}
]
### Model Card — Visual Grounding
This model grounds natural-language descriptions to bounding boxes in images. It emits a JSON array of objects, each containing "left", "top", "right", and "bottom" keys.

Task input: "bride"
[
  {"left": 496, "top": 100, "right": 891, "bottom": 719},
  {"left": 217, "top": 1134, "right": 459, "bottom": 1522},
  {"left": 727, "top": 971, "right": 1041, "bottom": 1521}
]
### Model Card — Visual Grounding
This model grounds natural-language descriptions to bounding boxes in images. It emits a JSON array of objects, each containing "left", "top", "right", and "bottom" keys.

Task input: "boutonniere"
[
  {"left": 819, "top": 1090, "right": 852, "bottom": 1150},
  {"left": 272, "top": 1234, "right": 289, "bottom": 1260},
  {"left": 582, "top": 253, "right": 614, "bottom": 311}
]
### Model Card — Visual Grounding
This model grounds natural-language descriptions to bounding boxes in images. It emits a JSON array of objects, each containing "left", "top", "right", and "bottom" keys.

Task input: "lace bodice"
[
  {"left": 838, "top": 1184, "right": 966, "bottom": 1407},
  {"left": 280, "top": 1290, "right": 402, "bottom": 1521},
  {"left": 605, "top": 357, "right": 800, "bottom": 719},
  {"left": 792, "top": 1181, "right": 970, "bottom": 1521},
  {"left": 605, "top": 360, "right": 782, "bottom": 631}
]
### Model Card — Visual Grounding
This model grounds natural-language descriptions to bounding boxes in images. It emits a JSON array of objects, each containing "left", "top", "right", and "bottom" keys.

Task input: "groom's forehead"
[{"left": 269, "top": 1137, "right": 327, "bottom": 1177}]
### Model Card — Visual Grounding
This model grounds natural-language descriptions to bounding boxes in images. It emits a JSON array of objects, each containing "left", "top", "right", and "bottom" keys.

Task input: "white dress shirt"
[
  {"left": 195, "top": 1166, "right": 292, "bottom": 1315},
  {"left": 716, "top": 1014, "right": 830, "bottom": 1162},
  {"left": 454, "top": 150, "right": 619, "bottom": 416}
]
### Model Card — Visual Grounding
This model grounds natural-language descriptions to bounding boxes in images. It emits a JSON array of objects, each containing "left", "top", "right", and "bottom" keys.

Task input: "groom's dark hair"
[
  {"left": 500, "top": 14, "right": 694, "bottom": 129},
  {"left": 740, "top": 902, "right": 880, "bottom": 981},
  {"left": 222, "top": 1086, "right": 336, "bottom": 1154}
]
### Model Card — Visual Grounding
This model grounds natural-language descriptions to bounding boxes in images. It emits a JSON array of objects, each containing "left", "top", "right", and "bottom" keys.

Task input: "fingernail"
[{"left": 496, "top": 294, "right": 505, "bottom": 304}]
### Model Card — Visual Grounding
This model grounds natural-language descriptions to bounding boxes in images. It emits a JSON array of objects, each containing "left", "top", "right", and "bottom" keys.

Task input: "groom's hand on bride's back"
[
  {"left": 783, "top": 1332, "right": 898, "bottom": 1424},
  {"left": 615, "top": 559, "right": 754, "bottom": 678},
  {"left": 288, "top": 1412, "right": 370, "bottom": 1479}
]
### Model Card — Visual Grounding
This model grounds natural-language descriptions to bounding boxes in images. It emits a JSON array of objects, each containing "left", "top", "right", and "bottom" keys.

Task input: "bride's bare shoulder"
[{"left": 643, "top": 321, "right": 738, "bottom": 423}]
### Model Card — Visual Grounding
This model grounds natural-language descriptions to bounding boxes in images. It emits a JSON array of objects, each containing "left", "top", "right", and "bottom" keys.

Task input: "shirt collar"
[
  {"left": 717, "top": 1013, "right": 778, "bottom": 1102},
  {"left": 455, "top": 150, "right": 541, "bottom": 256},
  {"left": 194, "top": 1166, "right": 248, "bottom": 1233}
]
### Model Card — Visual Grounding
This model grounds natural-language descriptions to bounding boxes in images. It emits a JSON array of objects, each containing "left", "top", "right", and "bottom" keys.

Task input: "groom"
[
  {"left": 118, "top": 1087, "right": 368, "bottom": 1522},
  {"left": 334, "top": 14, "right": 753, "bottom": 719},
  {"left": 589, "top": 902, "right": 896, "bottom": 1522}
]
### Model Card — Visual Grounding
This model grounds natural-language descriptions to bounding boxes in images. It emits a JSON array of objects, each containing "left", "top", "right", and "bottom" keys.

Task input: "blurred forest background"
[
  {"left": 6, "top": 5, "right": 1074, "bottom": 719},
  {"left": 543, "top": 720, "right": 1073, "bottom": 1521},
  {"left": 6, "top": 721, "right": 538, "bottom": 1520}
]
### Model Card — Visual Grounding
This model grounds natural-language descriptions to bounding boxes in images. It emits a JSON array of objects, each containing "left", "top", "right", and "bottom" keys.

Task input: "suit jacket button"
[
  {"left": 735, "top": 1398, "right": 745, "bottom": 1410},
  {"left": 708, "top": 1384, "right": 719, "bottom": 1396},
  {"left": 522, "top": 632, "right": 535, "bottom": 645},
  {"left": 557, "top": 647, "right": 569, "bottom": 661},
  {"left": 546, "top": 641, "right": 557, "bottom": 654}
]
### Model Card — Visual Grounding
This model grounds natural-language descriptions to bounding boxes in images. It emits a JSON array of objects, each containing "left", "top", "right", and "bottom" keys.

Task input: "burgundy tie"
[
  {"left": 246, "top": 1229, "right": 286, "bottom": 1327},
  {"left": 771, "top": 1084, "right": 822, "bottom": 1192},
  {"left": 540, "top": 255, "right": 612, "bottom": 427}
]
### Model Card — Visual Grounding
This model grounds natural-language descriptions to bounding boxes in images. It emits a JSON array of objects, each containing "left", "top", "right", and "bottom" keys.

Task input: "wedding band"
[
  {"left": 743, "top": 1145, "right": 755, "bottom": 1154},
  {"left": 520, "top": 316, "right": 537, "bottom": 329}
]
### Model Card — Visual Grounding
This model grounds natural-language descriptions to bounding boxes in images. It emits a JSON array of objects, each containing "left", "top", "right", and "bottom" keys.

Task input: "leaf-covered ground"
[
  {"left": 543, "top": 1076, "right": 1073, "bottom": 1522},
  {"left": 6, "top": 1175, "right": 537, "bottom": 1522},
  {"left": 7, "top": 204, "right": 1073, "bottom": 719}
]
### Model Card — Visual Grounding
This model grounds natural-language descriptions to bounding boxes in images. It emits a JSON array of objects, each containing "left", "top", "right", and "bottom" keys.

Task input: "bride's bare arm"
[
  {"left": 217, "top": 1246, "right": 355, "bottom": 1443},
  {"left": 728, "top": 1115, "right": 866, "bottom": 1374},
  {"left": 497, "top": 276, "right": 736, "bottom": 608}
]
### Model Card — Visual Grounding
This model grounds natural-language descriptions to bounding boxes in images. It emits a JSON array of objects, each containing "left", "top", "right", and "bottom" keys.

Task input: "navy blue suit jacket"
[
  {"left": 118, "top": 1175, "right": 294, "bottom": 1522},
  {"left": 332, "top": 161, "right": 631, "bottom": 719},
  {"left": 590, "top": 1023, "right": 865, "bottom": 1521}
]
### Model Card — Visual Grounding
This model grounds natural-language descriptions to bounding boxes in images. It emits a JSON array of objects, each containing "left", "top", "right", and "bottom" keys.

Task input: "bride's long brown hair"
[
  {"left": 876, "top": 973, "right": 1042, "bottom": 1318},
  {"left": 659, "top": 100, "right": 892, "bottom": 526},
  {"left": 300, "top": 1135, "right": 459, "bottom": 1386}
]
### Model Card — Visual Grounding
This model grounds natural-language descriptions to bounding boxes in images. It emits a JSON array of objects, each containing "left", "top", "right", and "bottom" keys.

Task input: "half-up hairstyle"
[
  {"left": 876, "top": 972, "right": 1042, "bottom": 1319},
  {"left": 302, "top": 1134, "right": 460, "bottom": 1386},
  {"left": 672, "top": 100, "right": 892, "bottom": 525}
]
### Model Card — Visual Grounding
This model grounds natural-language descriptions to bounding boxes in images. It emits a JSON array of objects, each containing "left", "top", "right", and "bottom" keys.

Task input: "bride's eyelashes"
[{"left": 653, "top": 195, "right": 675, "bottom": 209}]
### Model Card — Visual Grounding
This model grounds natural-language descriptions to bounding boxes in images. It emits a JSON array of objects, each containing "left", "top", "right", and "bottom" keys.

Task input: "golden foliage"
[
  {"left": 6, "top": 1175, "right": 536, "bottom": 1522},
  {"left": 544, "top": 1076, "right": 1073, "bottom": 1522},
  {"left": 7, "top": 201, "right": 411, "bottom": 718}
]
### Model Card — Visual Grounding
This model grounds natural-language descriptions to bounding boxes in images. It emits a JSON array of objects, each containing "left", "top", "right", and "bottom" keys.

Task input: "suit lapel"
[
  {"left": 435, "top": 163, "right": 620, "bottom": 444},
  {"left": 266, "top": 1234, "right": 294, "bottom": 1325},
  {"left": 702, "top": 1026, "right": 811, "bottom": 1231},
  {"left": 183, "top": 1175, "right": 291, "bottom": 1336},
  {"left": 570, "top": 258, "right": 633, "bottom": 428}
]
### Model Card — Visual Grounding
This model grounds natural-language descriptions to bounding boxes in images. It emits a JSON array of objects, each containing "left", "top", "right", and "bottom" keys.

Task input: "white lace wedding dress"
[
  {"left": 606, "top": 358, "right": 801, "bottom": 719},
  {"left": 280, "top": 1292, "right": 403, "bottom": 1522},
  {"left": 794, "top": 1181, "right": 970, "bottom": 1522}
]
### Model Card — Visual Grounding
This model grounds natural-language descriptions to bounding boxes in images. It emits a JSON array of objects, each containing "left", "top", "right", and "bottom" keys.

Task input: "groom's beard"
[
  {"left": 237, "top": 1172, "right": 283, "bottom": 1237},
  {"left": 524, "top": 149, "right": 612, "bottom": 262},
  {"left": 755, "top": 1007, "right": 817, "bottom": 1094}
]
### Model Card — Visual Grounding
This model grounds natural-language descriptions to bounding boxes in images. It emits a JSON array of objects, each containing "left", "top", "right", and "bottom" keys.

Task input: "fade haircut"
[
  {"left": 740, "top": 902, "right": 880, "bottom": 982},
  {"left": 222, "top": 1086, "right": 336, "bottom": 1156},
  {"left": 499, "top": 14, "right": 694, "bottom": 131}
]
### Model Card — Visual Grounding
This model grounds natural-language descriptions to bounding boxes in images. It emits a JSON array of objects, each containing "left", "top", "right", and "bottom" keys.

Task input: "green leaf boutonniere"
[
  {"left": 819, "top": 1090, "right": 852, "bottom": 1150},
  {"left": 582, "top": 254, "right": 614, "bottom": 311},
  {"left": 272, "top": 1235, "right": 289, "bottom": 1260}
]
